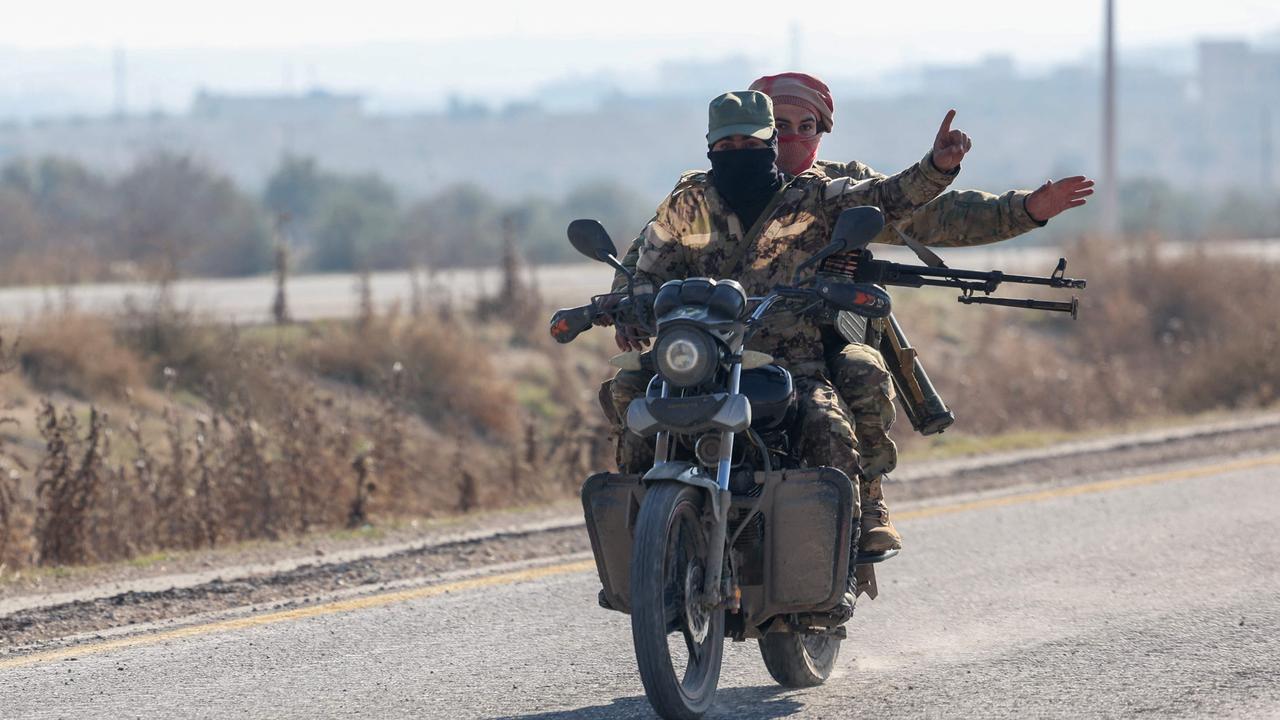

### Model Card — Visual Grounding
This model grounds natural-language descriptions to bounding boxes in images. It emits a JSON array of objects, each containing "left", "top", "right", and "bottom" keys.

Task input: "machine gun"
[
  {"left": 814, "top": 202, "right": 1086, "bottom": 317},
  {"left": 814, "top": 207, "right": 1090, "bottom": 436},
  {"left": 818, "top": 251, "right": 1086, "bottom": 318}
]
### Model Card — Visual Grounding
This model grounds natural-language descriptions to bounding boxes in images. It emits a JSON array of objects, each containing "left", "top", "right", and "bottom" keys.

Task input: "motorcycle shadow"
[{"left": 493, "top": 684, "right": 804, "bottom": 719}]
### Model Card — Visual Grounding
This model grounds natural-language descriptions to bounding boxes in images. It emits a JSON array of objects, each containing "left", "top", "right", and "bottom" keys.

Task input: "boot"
[{"left": 859, "top": 474, "right": 902, "bottom": 553}]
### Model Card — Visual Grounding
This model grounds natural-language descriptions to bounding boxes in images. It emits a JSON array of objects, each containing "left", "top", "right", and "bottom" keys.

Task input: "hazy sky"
[
  {"left": 2, "top": 1, "right": 1278, "bottom": 115},
  {"left": 5, "top": 0, "right": 1279, "bottom": 63}
]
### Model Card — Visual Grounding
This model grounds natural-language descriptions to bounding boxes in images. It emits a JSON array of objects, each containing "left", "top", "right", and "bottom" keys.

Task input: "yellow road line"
[
  {"left": 5, "top": 452, "right": 1279, "bottom": 670},
  {"left": 0, "top": 559, "right": 595, "bottom": 670},
  {"left": 895, "top": 452, "right": 1280, "bottom": 522}
]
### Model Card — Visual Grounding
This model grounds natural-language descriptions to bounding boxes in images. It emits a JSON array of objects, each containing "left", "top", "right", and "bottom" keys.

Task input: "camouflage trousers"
[
  {"left": 602, "top": 368, "right": 862, "bottom": 519},
  {"left": 827, "top": 343, "right": 898, "bottom": 479},
  {"left": 791, "top": 372, "right": 863, "bottom": 521},
  {"left": 605, "top": 369, "right": 656, "bottom": 472}
]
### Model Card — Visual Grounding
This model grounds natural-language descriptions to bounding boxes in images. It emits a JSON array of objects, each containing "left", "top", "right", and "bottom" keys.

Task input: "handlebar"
[
  {"left": 549, "top": 304, "right": 596, "bottom": 344},
  {"left": 550, "top": 279, "right": 888, "bottom": 345}
]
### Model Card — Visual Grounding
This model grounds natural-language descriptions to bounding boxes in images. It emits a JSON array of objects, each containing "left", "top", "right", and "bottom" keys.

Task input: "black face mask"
[{"left": 707, "top": 146, "right": 784, "bottom": 232}]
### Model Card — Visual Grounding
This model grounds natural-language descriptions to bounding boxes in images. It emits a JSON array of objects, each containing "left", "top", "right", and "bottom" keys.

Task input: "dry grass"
[
  {"left": 17, "top": 314, "right": 146, "bottom": 400},
  {"left": 302, "top": 311, "right": 518, "bottom": 437},
  {"left": 0, "top": 295, "right": 613, "bottom": 569},
  {"left": 0, "top": 335, "right": 31, "bottom": 569},
  {"left": 912, "top": 236, "right": 1280, "bottom": 438},
  {"left": 8, "top": 236, "right": 1276, "bottom": 569}
]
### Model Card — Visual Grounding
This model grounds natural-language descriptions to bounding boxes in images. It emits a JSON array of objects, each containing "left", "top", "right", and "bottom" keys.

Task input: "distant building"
[
  {"left": 190, "top": 89, "right": 363, "bottom": 123},
  {"left": 657, "top": 55, "right": 762, "bottom": 99},
  {"left": 920, "top": 55, "right": 1017, "bottom": 95},
  {"left": 1196, "top": 41, "right": 1280, "bottom": 189}
]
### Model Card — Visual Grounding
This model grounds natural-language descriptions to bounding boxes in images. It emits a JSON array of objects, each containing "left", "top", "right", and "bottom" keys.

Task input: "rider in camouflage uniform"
[
  {"left": 608, "top": 73, "right": 1093, "bottom": 554},
  {"left": 619, "top": 91, "right": 970, "bottom": 577}
]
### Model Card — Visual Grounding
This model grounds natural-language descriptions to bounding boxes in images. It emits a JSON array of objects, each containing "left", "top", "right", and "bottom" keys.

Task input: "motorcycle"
[{"left": 550, "top": 206, "right": 897, "bottom": 719}]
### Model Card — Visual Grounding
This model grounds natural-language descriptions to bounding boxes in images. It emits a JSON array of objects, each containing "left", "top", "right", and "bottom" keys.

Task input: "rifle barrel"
[
  {"left": 867, "top": 261, "right": 1086, "bottom": 290},
  {"left": 958, "top": 295, "right": 1080, "bottom": 317}
]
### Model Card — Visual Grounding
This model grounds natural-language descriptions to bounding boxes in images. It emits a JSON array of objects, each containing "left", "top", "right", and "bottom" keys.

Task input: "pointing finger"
[{"left": 937, "top": 109, "right": 957, "bottom": 140}]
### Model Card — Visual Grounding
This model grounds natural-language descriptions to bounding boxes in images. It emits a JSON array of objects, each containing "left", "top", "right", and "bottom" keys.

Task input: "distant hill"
[{"left": 0, "top": 41, "right": 1274, "bottom": 207}]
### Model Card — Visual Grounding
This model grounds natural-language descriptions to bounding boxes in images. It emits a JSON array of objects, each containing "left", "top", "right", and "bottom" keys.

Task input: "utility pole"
[{"left": 1100, "top": 0, "right": 1120, "bottom": 238}]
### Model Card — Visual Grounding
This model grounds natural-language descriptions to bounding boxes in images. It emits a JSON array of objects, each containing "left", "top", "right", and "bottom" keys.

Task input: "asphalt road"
[
  {"left": 3, "top": 454, "right": 1279, "bottom": 719},
  {"left": 0, "top": 263, "right": 616, "bottom": 325}
]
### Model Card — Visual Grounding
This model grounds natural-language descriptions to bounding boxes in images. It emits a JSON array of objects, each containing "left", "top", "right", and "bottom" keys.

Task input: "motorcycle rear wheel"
[
  {"left": 630, "top": 481, "right": 725, "bottom": 720},
  {"left": 758, "top": 632, "right": 841, "bottom": 688}
]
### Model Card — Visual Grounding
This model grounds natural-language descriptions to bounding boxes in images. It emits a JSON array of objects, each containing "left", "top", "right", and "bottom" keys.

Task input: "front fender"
[{"left": 642, "top": 461, "right": 723, "bottom": 518}]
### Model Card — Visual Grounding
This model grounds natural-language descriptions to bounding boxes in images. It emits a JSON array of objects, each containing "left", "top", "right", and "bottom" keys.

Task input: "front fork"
[{"left": 653, "top": 363, "right": 743, "bottom": 609}]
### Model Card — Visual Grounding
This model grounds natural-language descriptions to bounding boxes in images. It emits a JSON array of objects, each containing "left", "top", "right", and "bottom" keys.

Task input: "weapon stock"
[{"left": 879, "top": 315, "right": 955, "bottom": 436}]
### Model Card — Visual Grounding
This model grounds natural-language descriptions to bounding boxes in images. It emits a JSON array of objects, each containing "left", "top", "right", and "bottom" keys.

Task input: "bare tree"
[{"left": 271, "top": 214, "right": 292, "bottom": 325}]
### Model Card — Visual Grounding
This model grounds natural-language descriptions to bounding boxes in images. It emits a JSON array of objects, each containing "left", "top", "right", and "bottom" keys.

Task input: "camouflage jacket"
[
  {"left": 629, "top": 151, "right": 956, "bottom": 373},
  {"left": 813, "top": 158, "right": 1045, "bottom": 248},
  {"left": 614, "top": 157, "right": 1045, "bottom": 292}
]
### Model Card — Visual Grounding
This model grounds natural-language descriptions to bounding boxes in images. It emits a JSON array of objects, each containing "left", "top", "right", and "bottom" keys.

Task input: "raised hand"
[
  {"left": 1025, "top": 176, "right": 1096, "bottom": 222},
  {"left": 932, "top": 109, "right": 972, "bottom": 172}
]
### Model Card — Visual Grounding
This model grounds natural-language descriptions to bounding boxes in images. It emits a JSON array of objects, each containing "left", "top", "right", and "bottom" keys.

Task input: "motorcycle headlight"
[{"left": 655, "top": 327, "right": 719, "bottom": 388}]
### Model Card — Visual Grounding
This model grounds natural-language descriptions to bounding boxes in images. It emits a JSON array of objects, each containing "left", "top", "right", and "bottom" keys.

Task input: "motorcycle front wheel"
[{"left": 630, "top": 481, "right": 725, "bottom": 720}]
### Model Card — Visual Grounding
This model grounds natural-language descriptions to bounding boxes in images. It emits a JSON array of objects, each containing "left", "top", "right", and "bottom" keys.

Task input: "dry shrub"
[
  {"left": 1, "top": 296, "right": 614, "bottom": 569},
  {"left": 17, "top": 314, "right": 145, "bottom": 399},
  {"left": 926, "top": 236, "right": 1280, "bottom": 435},
  {"left": 0, "top": 335, "right": 32, "bottom": 568},
  {"left": 34, "top": 402, "right": 111, "bottom": 565},
  {"left": 1070, "top": 237, "right": 1280, "bottom": 413},
  {"left": 304, "top": 313, "right": 517, "bottom": 437},
  {"left": 116, "top": 297, "right": 240, "bottom": 391},
  {"left": 0, "top": 465, "right": 22, "bottom": 568}
]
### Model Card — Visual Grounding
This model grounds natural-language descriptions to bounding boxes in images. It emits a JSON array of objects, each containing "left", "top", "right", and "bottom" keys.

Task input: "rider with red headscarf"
[{"left": 608, "top": 73, "right": 1093, "bottom": 553}]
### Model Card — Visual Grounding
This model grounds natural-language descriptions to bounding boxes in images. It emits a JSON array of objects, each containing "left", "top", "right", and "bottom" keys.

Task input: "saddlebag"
[
  {"left": 581, "top": 467, "right": 854, "bottom": 628},
  {"left": 581, "top": 472, "right": 646, "bottom": 613}
]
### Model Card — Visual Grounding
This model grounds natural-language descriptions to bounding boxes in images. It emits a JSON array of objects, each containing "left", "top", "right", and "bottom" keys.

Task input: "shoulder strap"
[
  {"left": 723, "top": 177, "right": 800, "bottom": 272},
  {"left": 891, "top": 224, "right": 947, "bottom": 268}
]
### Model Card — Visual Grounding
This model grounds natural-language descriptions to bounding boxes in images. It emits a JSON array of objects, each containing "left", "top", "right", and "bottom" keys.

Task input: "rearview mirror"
[
  {"left": 831, "top": 206, "right": 885, "bottom": 253},
  {"left": 567, "top": 219, "right": 618, "bottom": 263}
]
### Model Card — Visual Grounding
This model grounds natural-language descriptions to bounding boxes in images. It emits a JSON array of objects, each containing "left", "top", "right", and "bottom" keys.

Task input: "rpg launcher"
[{"left": 818, "top": 207, "right": 1088, "bottom": 319}]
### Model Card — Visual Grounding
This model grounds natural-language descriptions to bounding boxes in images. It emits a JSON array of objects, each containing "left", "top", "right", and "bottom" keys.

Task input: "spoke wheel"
[{"left": 630, "top": 482, "right": 724, "bottom": 720}]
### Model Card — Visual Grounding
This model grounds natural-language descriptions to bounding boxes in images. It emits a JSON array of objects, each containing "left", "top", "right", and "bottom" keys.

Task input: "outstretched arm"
[
  {"left": 884, "top": 176, "right": 1095, "bottom": 248},
  {"left": 1025, "top": 176, "right": 1094, "bottom": 222},
  {"left": 823, "top": 110, "right": 967, "bottom": 225}
]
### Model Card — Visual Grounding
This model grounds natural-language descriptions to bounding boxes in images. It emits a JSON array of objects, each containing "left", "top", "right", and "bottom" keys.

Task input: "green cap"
[{"left": 706, "top": 91, "right": 775, "bottom": 146}]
